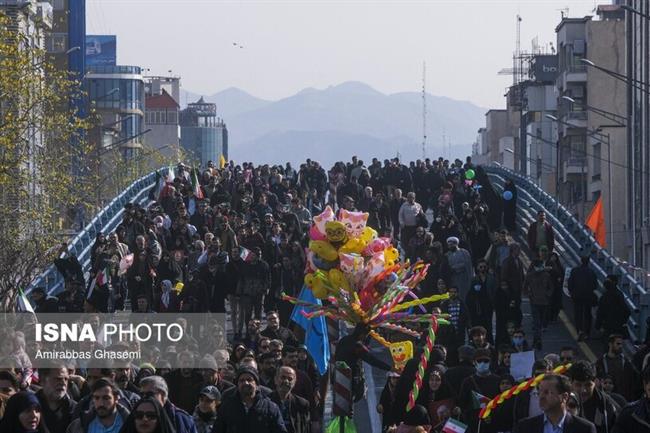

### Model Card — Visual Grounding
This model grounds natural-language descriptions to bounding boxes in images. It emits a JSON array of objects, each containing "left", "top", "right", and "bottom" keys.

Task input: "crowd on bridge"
[{"left": 0, "top": 156, "right": 649, "bottom": 433}]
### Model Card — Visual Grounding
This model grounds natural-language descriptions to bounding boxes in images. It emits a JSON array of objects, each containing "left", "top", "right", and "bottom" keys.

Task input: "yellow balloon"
[
  {"left": 304, "top": 273, "right": 316, "bottom": 287},
  {"left": 328, "top": 268, "right": 350, "bottom": 293},
  {"left": 312, "top": 284, "right": 329, "bottom": 299},
  {"left": 384, "top": 247, "right": 399, "bottom": 266},
  {"left": 360, "top": 226, "right": 378, "bottom": 243},
  {"left": 338, "top": 238, "right": 367, "bottom": 254},
  {"left": 309, "top": 240, "right": 339, "bottom": 262}
]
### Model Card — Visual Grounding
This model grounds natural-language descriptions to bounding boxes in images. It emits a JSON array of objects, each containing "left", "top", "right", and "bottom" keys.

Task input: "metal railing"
[
  {"left": 29, "top": 168, "right": 165, "bottom": 295},
  {"left": 484, "top": 164, "right": 650, "bottom": 342}
]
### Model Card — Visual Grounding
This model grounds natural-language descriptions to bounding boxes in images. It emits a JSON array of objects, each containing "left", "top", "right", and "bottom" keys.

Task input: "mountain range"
[{"left": 180, "top": 82, "right": 486, "bottom": 166}]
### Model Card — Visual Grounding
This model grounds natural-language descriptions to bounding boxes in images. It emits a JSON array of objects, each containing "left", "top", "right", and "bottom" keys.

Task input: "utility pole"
[{"left": 422, "top": 61, "right": 427, "bottom": 159}]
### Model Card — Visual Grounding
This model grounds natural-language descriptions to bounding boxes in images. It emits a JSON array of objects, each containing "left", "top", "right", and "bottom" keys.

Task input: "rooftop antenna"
[
  {"left": 422, "top": 61, "right": 427, "bottom": 159},
  {"left": 557, "top": 7, "right": 569, "bottom": 19},
  {"left": 442, "top": 127, "right": 446, "bottom": 159}
]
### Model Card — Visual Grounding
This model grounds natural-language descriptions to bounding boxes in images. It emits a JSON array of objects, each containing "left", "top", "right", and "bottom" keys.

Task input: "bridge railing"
[
  {"left": 484, "top": 164, "right": 650, "bottom": 342},
  {"left": 29, "top": 168, "right": 164, "bottom": 295}
]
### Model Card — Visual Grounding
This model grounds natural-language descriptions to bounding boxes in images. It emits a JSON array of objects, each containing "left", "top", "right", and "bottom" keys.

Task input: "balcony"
[{"left": 562, "top": 157, "right": 587, "bottom": 180}]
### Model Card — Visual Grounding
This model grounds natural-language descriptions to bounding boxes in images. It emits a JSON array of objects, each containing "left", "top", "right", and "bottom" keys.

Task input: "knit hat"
[
  {"left": 458, "top": 345, "right": 475, "bottom": 361},
  {"left": 235, "top": 367, "right": 259, "bottom": 384},
  {"left": 446, "top": 236, "right": 459, "bottom": 244},
  {"left": 199, "top": 355, "right": 220, "bottom": 371},
  {"left": 473, "top": 348, "right": 492, "bottom": 362}
]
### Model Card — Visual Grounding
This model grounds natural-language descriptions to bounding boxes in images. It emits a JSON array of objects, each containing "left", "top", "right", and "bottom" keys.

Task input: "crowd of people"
[{"left": 0, "top": 155, "right": 648, "bottom": 433}]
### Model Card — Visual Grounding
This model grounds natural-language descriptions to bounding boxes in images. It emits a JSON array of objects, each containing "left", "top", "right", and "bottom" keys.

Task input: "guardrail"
[
  {"left": 29, "top": 168, "right": 164, "bottom": 295},
  {"left": 484, "top": 164, "right": 650, "bottom": 342}
]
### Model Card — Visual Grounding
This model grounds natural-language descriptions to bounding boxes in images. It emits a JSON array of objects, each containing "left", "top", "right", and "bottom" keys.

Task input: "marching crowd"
[{"left": 0, "top": 156, "right": 648, "bottom": 433}]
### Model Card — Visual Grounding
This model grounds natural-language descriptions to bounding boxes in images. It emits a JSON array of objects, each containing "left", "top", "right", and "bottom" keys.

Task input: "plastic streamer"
[
  {"left": 479, "top": 363, "right": 572, "bottom": 419},
  {"left": 389, "top": 293, "right": 450, "bottom": 314},
  {"left": 406, "top": 315, "right": 438, "bottom": 412}
]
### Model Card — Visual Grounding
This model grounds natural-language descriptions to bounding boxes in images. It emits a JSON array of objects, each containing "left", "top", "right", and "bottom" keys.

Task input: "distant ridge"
[{"left": 180, "top": 81, "right": 486, "bottom": 165}]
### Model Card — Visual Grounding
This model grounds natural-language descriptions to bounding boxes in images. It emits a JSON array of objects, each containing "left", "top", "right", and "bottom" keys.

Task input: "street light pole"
[{"left": 561, "top": 97, "right": 622, "bottom": 252}]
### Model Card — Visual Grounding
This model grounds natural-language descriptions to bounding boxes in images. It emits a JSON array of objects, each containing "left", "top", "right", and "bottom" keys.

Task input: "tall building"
[
  {"left": 623, "top": 0, "right": 650, "bottom": 267},
  {"left": 86, "top": 64, "right": 146, "bottom": 160},
  {"left": 47, "top": 0, "right": 85, "bottom": 106},
  {"left": 522, "top": 54, "right": 559, "bottom": 194},
  {"left": 144, "top": 75, "right": 181, "bottom": 162},
  {"left": 0, "top": 0, "right": 53, "bottom": 184},
  {"left": 180, "top": 97, "right": 228, "bottom": 168},
  {"left": 555, "top": 7, "right": 627, "bottom": 256}
]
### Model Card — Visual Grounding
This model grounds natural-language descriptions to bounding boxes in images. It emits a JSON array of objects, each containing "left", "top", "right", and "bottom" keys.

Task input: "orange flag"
[{"left": 586, "top": 196, "right": 606, "bottom": 247}]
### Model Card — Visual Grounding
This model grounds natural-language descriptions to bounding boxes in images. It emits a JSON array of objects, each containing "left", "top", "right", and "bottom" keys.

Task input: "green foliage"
[{"left": 0, "top": 14, "right": 94, "bottom": 310}]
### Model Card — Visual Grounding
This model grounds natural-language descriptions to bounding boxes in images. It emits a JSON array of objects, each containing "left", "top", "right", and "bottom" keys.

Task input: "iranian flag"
[
  {"left": 17, "top": 288, "right": 35, "bottom": 313},
  {"left": 442, "top": 418, "right": 468, "bottom": 433},
  {"left": 165, "top": 165, "right": 176, "bottom": 183},
  {"left": 153, "top": 170, "right": 165, "bottom": 200},
  {"left": 191, "top": 168, "right": 205, "bottom": 199},
  {"left": 87, "top": 267, "right": 110, "bottom": 300},
  {"left": 239, "top": 246, "right": 253, "bottom": 262},
  {"left": 471, "top": 390, "right": 490, "bottom": 410}
]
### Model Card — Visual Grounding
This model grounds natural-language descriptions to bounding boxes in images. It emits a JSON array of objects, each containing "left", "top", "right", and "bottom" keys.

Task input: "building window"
[
  {"left": 52, "top": 0, "right": 65, "bottom": 10},
  {"left": 46, "top": 33, "right": 67, "bottom": 53},
  {"left": 167, "top": 111, "right": 177, "bottom": 124}
]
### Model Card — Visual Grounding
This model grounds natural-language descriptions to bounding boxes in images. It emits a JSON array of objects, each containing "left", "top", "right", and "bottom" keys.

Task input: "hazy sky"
[{"left": 87, "top": 0, "right": 600, "bottom": 108}]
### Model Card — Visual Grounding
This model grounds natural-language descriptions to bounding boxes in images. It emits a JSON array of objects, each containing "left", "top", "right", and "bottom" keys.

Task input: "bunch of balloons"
[
  {"left": 283, "top": 205, "right": 450, "bottom": 373},
  {"left": 305, "top": 206, "right": 399, "bottom": 308}
]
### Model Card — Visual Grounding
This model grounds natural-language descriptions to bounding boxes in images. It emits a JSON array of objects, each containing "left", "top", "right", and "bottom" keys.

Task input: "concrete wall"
[{"left": 586, "top": 18, "right": 627, "bottom": 258}]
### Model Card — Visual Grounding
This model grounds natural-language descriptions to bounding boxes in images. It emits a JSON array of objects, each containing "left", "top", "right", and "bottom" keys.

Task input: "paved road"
[{"left": 349, "top": 294, "right": 602, "bottom": 433}]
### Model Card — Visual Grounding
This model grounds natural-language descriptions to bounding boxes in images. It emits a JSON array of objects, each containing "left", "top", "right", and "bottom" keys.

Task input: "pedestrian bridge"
[{"left": 30, "top": 164, "right": 650, "bottom": 342}]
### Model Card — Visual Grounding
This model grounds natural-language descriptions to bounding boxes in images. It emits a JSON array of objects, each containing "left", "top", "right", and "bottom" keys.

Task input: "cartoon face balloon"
[
  {"left": 390, "top": 341, "right": 414, "bottom": 371},
  {"left": 339, "top": 209, "right": 369, "bottom": 239},
  {"left": 313, "top": 206, "right": 335, "bottom": 236},
  {"left": 325, "top": 221, "right": 348, "bottom": 244},
  {"left": 339, "top": 252, "right": 364, "bottom": 275}
]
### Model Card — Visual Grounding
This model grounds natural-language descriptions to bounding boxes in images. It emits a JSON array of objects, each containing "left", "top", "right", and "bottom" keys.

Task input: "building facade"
[
  {"left": 555, "top": 8, "right": 627, "bottom": 256},
  {"left": 144, "top": 88, "right": 180, "bottom": 161},
  {"left": 86, "top": 65, "right": 146, "bottom": 160},
  {"left": 180, "top": 97, "right": 228, "bottom": 167},
  {"left": 622, "top": 0, "right": 650, "bottom": 268}
]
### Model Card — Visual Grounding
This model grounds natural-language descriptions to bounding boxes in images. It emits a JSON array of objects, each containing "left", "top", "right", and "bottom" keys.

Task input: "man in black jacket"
[
  {"left": 613, "top": 364, "right": 650, "bottom": 432},
  {"left": 270, "top": 366, "right": 310, "bottom": 433},
  {"left": 568, "top": 361, "right": 619, "bottom": 433},
  {"left": 36, "top": 367, "right": 77, "bottom": 433},
  {"left": 444, "top": 345, "right": 475, "bottom": 399},
  {"left": 568, "top": 255, "right": 599, "bottom": 341},
  {"left": 212, "top": 367, "right": 287, "bottom": 433},
  {"left": 514, "top": 374, "right": 596, "bottom": 433}
]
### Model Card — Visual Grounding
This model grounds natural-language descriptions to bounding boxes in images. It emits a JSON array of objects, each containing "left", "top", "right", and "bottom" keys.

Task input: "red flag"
[{"left": 586, "top": 196, "right": 606, "bottom": 247}]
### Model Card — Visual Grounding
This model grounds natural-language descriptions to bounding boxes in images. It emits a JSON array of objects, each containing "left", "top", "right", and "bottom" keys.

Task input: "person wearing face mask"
[
  {"left": 466, "top": 260, "right": 496, "bottom": 344},
  {"left": 511, "top": 328, "right": 531, "bottom": 353},
  {"left": 525, "top": 258, "right": 554, "bottom": 350},
  {"left": 458, "top": 349, "right": 500, "bottom": 432}
]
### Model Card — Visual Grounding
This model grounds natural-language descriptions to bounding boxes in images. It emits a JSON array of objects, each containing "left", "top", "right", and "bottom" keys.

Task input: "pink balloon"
[
  {"left": 363, "top": 238, "right": 391, "bottom": 255},
  {"left": 309, "top": 225, "right": 327, "bottom": 241}
]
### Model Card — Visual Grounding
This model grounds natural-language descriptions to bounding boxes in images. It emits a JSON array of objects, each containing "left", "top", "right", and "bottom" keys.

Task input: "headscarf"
[
  {"left": 118, "top": 397, "right": 176, "bottom": 433},
  {"left": 0, "top": 391, "right": 48, "bottom": 433},
  {"left": 161, "top": 280, "right": 173, "bottom": 309}
]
